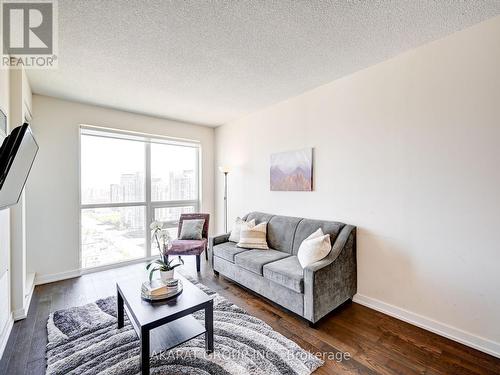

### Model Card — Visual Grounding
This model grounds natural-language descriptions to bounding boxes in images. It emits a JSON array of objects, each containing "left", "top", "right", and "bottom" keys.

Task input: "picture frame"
[{"left": 270, "top": 147, "right": 313, "bottom": 191}]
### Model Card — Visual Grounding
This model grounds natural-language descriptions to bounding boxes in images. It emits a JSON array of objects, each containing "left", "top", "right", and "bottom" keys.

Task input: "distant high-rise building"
[
  {"left": 169, "top": 169, "right": 194, "bottom": 200},
  {"left": 110, "top": 184, "right": 120, "bottom": 202},
  {"left": 121, "top": 172, "right": 144, "bottom": 202},
  {"left": 151, "top": 177, "right": 169, "bottom": 201},
  {"left": 111, "top": 172, "right": 145, "bottom": 229}
]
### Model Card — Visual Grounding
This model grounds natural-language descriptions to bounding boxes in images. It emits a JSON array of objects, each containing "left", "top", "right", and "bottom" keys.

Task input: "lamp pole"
[{"left": 223, "top": 171, "right": 228, "bottom": 233}]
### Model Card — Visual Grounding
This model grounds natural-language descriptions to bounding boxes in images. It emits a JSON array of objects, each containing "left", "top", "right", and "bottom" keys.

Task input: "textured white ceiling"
[{"left": 27, "top": 1, "right": 500, "bottom": 126}]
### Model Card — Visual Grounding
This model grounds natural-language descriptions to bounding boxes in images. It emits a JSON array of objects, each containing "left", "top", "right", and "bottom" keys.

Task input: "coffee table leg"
[
  {"left": 141, "top": 328, "right": 150, "bottom": 375},
  {"left": 117, "top": 288, "right": 124, "bottom": 329},
  {"left": 205, "top": 300, "right": 214, "bottom": 353}
]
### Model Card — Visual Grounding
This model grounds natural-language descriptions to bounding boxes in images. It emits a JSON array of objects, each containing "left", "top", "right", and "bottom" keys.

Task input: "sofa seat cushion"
[
  {"left": 213, "top": 242, "right": 249, "bottom": 263},
  {"left": 234, "top": 249, "right": 289, "bottom": 275},
  {"left": 263, "top": 256, "right": 304, "bottom": 293}
]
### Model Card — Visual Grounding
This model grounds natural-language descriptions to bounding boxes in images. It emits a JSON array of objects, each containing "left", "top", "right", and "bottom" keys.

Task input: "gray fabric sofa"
[{"left": 209, "top": 212, "right": 357, "bottom": 324}]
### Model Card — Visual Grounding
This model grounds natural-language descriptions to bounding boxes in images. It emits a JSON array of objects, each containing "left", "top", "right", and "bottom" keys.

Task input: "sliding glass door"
[{"left": 80, "top": 127, "right": 200, "bottom": 269}]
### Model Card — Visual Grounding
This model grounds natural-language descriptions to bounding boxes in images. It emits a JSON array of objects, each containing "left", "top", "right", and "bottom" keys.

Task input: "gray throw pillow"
[{"left": 179, "top": 219, "right": 205, "bottom": 240}]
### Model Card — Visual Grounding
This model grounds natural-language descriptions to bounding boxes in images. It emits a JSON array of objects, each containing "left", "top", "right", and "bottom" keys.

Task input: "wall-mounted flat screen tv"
[{"left": 0, "top": 123, "right": 38, "bottom": 209}]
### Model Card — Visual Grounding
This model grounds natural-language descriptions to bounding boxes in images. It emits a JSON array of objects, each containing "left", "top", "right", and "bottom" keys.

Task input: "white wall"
[
  {"left": 215, "top": 15, "right": 500, "bottom": 356},
  {"left": 27, "top": 95, "right": 215, "bottom": 281},
  {"left": 9, "top": 68, "right": 33, "bottom": 320},
  {"left": 0, "top": 62, "right": 12, "bottom": 357},
  {"left": 0, "top": 65, "right": 33, "bottom": 353}
]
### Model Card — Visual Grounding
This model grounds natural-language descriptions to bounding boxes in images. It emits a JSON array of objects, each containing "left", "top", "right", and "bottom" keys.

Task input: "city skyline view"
[
  {"left": 80, "top": 132, "right": 199, "bottom": 268},
  {"left": 81, "top": 135, "right": 198, "bottom": 204}
]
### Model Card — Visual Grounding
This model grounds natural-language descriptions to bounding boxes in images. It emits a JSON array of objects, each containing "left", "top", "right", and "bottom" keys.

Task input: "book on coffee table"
[{"left": 141, "top": 279, "right": 180, "bottom": 298}]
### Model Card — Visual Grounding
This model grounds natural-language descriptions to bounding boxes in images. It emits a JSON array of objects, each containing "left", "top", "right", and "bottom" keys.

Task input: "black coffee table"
[{"left": 117, "top": 274, "right": 214, "bottom": 375}]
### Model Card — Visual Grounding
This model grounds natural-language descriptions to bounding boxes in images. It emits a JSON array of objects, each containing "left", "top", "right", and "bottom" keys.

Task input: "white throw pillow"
[
  {"left": 297, "top": 228, "right": 332, "bottom": 268},
  {"left": 237, "top": 222, "right": 269, "bottom": 249},
  {"left": 228, "top": 217, "right": 256, "bottom": 243}
]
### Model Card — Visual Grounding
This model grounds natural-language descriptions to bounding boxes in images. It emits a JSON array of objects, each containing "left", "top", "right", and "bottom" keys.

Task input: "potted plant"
[{"left": 147, "top": 221, "right": 184, "bottom": 282}]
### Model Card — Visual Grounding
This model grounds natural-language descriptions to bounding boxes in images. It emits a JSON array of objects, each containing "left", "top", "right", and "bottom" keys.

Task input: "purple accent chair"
[{"left": 166, "top": 213, "right": 209, "bottom": 272}]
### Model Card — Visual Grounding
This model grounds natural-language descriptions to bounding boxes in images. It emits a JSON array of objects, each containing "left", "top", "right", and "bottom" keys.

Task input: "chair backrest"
[{"left": 178, "top": 213, "right": 210, "bottom": 239}]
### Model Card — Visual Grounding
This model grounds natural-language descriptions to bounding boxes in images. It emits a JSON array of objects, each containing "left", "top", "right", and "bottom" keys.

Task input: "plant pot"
[{"left": 160, "top": 269, "right": 174, "bottom": 282}]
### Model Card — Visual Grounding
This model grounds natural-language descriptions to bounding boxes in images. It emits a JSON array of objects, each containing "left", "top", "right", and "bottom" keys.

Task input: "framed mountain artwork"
[{"left": 270, "top": 148, "right": 313, "bottom": 191}]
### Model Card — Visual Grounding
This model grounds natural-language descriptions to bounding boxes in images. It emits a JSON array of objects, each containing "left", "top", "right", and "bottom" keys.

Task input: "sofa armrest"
[
  {"left": 303, "top": 225, "right": 357, "bottom": 322},
  {"left": 209, "top": 233, "right": 230, "bottom": 267},
  {"left": 209, "top": 233, "right": 230, "bottom": 248}
]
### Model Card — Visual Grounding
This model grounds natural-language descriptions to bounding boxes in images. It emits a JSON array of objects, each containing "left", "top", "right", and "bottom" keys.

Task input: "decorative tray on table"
[{"left": 141, "top": 279, "right": 183, "bottom": 302}]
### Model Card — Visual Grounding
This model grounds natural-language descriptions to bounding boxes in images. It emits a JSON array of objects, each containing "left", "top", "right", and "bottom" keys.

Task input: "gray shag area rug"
[{"left": 46, "top": 277, "right": 323, "bottom": 374}]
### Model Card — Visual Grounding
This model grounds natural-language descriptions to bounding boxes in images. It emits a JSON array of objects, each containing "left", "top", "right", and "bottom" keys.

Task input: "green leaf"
[
  {"left": 154, "top": 260, "right": 167, "bottom": 267},
  {"left": 149, "top": 267, "right": 160, "bottom": 282}
]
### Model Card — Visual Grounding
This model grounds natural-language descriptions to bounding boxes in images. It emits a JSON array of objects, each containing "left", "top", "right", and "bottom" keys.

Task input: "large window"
[{"left": 80, "top": 126, "right": 200, "bottom": 269}]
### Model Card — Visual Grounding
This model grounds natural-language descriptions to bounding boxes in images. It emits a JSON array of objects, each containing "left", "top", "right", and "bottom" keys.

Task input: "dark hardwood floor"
[{"left": 1, "top": 256, "right": 499, "bottom": 375}]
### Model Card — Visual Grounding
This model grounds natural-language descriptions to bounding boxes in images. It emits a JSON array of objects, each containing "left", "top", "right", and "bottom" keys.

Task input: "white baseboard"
[
  {"left": 25, "top": 272, "right": 35, "bottom": 295},
  {"left": 0, "top": 313, "right": 14, "bottom": 359},
  {"left": 353, "top": 293, "right": 500, "bottom": 359},
  {"left": 24, "top": 273, "right": 35, "bottom": 313},
  {"left": 12, "top": 307, "right": 26, "bottom": 321},
  {"left": 13, "top": 276, "right": 37, "bottom": 321},
  {"left": 80, "top": 256, "right": 156, "bottom": 276},
  {"left": 34, "top": 257, "right": 157, "bottom": 286},
  {"left": 34, "top": 269, "right": 82, "bottom": 286}
]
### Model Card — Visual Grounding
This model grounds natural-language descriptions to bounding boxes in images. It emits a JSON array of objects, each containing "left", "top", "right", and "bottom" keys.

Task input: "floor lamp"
[{"left": 219, "top": 166, "right": 230, "bottom": 233}]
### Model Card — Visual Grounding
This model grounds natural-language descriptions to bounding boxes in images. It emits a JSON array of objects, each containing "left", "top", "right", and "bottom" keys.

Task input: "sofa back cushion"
[
  {"left": 292, "top": 219, "right": 345, "bottom": 255},
  {"left": 243, "top": 212, "right": 274, "bottom": 225},
  {"left": 267, "top": 215, "right": 302, "bottom": 253},
  {"left": 243, "top": 212, "right": 346, "bottom": 255}
]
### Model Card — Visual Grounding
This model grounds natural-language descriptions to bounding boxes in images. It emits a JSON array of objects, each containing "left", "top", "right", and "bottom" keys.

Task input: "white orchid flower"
[
  {"left": 150, "top": 220, "right": 167, "bottom": 230},
  {"left": 160, "top": 228, "right": 171, "bottom": 239}
]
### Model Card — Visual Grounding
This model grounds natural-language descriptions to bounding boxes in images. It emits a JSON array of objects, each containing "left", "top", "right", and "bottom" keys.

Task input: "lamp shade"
[{"left": 218, "top": 165, "right": 230, "bottom": 173}]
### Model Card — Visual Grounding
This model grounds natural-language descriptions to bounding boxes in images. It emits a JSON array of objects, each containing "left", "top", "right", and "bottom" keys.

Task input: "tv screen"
[{"left": 0, "top": 123, "right": 39, "bottom": 209}]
